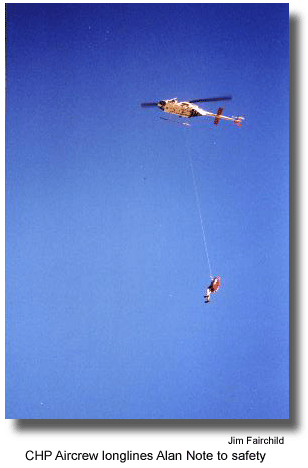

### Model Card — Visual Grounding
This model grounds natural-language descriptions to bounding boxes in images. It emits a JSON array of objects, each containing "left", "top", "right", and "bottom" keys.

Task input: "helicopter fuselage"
[{"left": 158, "top": 99, "right": 204, "bottom": 117}]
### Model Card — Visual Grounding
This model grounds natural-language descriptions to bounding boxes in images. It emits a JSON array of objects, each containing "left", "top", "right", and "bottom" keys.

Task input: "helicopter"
[{"left": 141, "top": 96, "right": 244, "bottom": 126}]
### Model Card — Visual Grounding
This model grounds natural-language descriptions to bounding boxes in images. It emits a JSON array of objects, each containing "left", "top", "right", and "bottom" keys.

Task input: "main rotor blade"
[
  {"left": 141, "top": 102, "right": 159, "bottom": 107},
  {"left": 189, "top": 96, "right": 232, "bottom": 103}
]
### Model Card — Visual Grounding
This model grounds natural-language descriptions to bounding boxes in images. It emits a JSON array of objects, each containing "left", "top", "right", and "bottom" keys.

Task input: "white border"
[{"left": 2, "top": 1, "right": 305, "bottom": 466}]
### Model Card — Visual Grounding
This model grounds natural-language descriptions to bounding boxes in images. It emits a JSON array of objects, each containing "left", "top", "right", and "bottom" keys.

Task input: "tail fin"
[
  {"left": 233, "top": 116, "right": 244, "bottom": 127},
  {"left": 214, "top": 107, "right": 224, "bottom": 125}
]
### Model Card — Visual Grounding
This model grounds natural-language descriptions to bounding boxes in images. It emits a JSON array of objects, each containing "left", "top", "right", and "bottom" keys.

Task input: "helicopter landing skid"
[{"left": 159, "top": 116, "right": 190, "bottom": 127}]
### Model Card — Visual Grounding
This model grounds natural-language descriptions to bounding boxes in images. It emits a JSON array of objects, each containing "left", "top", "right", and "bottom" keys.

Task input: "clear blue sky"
[{"left": 6, "top": 3, "right": 289, "bottom": 419}]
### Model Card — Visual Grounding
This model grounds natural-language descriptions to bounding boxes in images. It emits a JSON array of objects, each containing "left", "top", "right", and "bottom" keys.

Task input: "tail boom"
[{"left": 205, "top": 108, "right": 244, "bottom": 126}]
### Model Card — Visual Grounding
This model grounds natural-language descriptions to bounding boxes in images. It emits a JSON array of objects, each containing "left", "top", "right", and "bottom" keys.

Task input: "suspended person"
[{"left": 204, "top": 276, "right": 221, "bottom": 303}]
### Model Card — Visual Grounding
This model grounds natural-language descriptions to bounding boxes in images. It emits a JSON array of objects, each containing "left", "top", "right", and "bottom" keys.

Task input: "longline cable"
[{"left": 187, "top": 149, "right": 213, "bottom": 278}]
